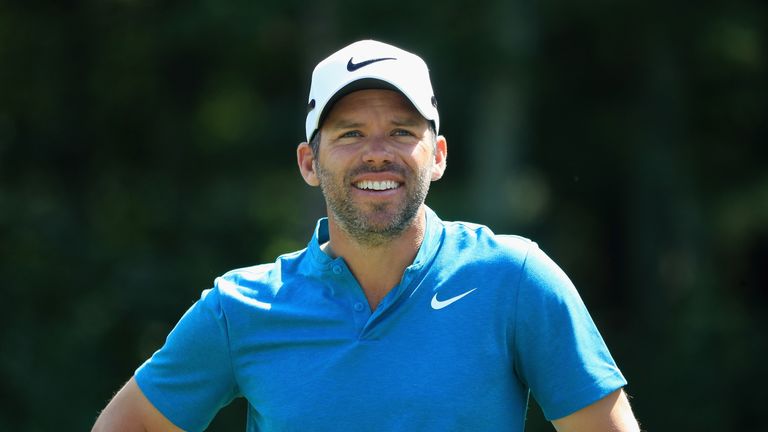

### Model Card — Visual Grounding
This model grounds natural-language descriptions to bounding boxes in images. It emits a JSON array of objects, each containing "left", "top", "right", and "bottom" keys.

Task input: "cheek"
[
  {"left": 410, "top": 148, "right": 436, "bottom": 170},
  {"left": 315, "top": 161, "right": 346, "bottom": 188},
  {"left": 320, "top": 148, "right": 357, "bottom": 170}
]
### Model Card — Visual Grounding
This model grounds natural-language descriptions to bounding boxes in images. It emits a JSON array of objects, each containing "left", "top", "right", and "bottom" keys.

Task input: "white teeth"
[{"left": 355, "top": 180, "right": 399, "bottom": 190}]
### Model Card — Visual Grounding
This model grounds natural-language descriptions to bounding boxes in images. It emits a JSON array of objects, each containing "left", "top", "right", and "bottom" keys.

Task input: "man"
[{"left": 93, "top": 40, "right": 640, "bottom": 431}]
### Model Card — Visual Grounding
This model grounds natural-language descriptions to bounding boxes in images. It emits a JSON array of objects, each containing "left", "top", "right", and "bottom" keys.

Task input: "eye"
[
  {"left": 392, "top": 129, "right": 414, "bottom": 137},
  {"left": 339, "top": 130, "right": 363, "bottom": 138}
]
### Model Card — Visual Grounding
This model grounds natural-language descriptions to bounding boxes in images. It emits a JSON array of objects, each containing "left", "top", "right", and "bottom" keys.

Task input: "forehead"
[{"left": 323, "top": 89, "right": 426, "bottom": 126}]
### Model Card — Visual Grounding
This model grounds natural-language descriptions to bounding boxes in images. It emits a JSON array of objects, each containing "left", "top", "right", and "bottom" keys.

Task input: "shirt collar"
[{"left": 304, "top": 205, "right": 444, "bottom": 273}]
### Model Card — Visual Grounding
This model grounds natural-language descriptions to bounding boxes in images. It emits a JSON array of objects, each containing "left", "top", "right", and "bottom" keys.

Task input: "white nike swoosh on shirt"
[{"left": 430, "top": 288, "right": 478, "bottom": 310}]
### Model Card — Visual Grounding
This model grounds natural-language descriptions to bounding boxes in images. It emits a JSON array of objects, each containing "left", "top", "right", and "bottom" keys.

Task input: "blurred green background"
[{"left": 1, "top": 0, "right": 766, "bottom": 430}]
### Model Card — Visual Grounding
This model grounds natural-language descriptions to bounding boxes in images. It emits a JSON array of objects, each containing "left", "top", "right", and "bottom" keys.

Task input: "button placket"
[{"left": 328, "top": 261, "right": 371, "bottom": 333}]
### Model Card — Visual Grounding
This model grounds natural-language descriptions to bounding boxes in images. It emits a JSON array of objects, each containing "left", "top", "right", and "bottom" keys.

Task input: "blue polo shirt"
[{"left": 135, "top": 207, "right": 626, "bottom": 431}]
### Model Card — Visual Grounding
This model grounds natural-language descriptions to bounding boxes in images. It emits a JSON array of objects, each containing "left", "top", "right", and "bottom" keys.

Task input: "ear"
[
  {"left": 297, "top": 142, "right": 320, "bottom": 186},
  {"left": 430, "top": 135, "right": 447, "bottom": 181}
]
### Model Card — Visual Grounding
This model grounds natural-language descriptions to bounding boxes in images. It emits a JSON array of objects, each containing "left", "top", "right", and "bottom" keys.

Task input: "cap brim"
[{"left": 312, "top": 78, "right": 399, "bottom": 140}]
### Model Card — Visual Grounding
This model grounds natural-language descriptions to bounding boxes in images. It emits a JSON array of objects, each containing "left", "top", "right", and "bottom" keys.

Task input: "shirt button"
[
  {"left": 332, "top": 265, "right": 342, "bottom": 274},
  {"left": 353, "top": 302, "right": 365, "bottom": 312}
]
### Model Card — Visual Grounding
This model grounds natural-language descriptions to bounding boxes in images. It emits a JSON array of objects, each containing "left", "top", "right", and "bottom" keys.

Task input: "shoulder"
[
  {"left": 436, "top": 218, "right": 576, "bottom": 295},
  {"left": 218, "top": 263, "right": 278, "bottom": 292},
  {"left": 439, "top": 219, "right": 535, "bottom": 265},
  {"left": 207, "top": 248, "right": 308, "bottom": 309}
]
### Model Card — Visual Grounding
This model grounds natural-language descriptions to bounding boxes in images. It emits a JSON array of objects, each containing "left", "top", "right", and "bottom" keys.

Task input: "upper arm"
[
  {"left": 512, "top": 242, "right": 628, "bottom": 419},
  {"left": 551, "top": 389, "right": 640, "bottom": 432},
  {"left": 92, "top": 377, "right": 183, "bottom": 432}
]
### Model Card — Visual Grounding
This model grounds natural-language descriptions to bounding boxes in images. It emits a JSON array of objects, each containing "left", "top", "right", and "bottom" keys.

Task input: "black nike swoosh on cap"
[{"left": 346, "top": 57, "right": 396, "bottom": 72}]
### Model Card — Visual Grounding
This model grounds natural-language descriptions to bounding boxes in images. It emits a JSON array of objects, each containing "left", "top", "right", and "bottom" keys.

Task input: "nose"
[{"left": 361, "top": 135, "right": 394, "bottom": 167}]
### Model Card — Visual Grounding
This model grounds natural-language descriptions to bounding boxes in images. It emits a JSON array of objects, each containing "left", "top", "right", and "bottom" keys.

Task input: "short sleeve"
[
  {"left": 135, "top": 286, "right": 239, "bottom": 431},
  {"left": 512, "top": 243, "right": 627, "bottom": 420}
]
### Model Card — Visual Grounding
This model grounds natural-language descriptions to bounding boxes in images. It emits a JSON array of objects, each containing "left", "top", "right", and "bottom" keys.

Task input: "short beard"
[{"left": 316, "top": 162, "right": 431, "bottom": 248}]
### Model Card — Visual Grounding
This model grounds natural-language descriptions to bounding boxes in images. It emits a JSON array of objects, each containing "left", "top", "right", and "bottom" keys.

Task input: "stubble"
[{"left": 315, "top": 161, "right": 432, "bottom": 247}]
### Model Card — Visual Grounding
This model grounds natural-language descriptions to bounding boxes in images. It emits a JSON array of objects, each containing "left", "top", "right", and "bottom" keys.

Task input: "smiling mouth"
[{"left": 354, "top": 180, "right": 401, "bottom": 191}]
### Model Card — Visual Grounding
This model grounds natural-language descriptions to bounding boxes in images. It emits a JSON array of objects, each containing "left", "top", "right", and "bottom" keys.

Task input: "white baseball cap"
[{"left": 305, "top": 40, "right": 439, "bottom": 142}]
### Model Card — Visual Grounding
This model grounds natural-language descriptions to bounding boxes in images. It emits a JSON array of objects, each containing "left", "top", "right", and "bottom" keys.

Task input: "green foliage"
[{"left": 0, "top": 0, "right": 765, "bottom": 430}]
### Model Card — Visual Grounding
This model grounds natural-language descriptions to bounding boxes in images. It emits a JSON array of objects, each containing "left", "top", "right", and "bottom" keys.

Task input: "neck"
[{"left": 323, "top": 206, "right": 427, "bottom": 311}]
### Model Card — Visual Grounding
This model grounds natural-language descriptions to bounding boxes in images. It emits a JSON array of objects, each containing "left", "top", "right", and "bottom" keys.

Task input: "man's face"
[{"left": 312, "top": 89, "right": 442, "bottom": 246}]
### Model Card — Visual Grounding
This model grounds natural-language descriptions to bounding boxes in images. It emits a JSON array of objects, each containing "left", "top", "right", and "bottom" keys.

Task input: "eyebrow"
[
  {"left": 327, "top": 120, "right": 365, "bottom": 130},
  {"left": 391, "top": 117, "right": 424, "bottom": 127},
  {"left": 327, "top": 116, "right": 425, "bottom": 130}
]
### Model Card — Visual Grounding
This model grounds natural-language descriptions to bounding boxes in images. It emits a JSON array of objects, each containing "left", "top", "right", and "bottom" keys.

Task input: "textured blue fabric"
[{"left": 135, "top": 207, "right": 626, "bottom": 431}]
